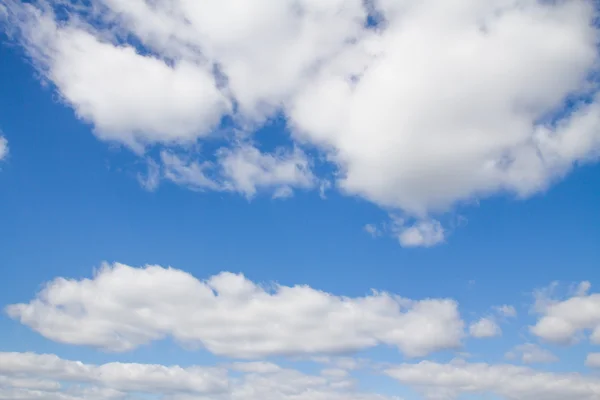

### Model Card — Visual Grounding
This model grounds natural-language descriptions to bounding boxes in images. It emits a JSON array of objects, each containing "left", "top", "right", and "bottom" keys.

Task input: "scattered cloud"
[
  {"left": 3, "top": 0, "right": 600, "bottom": 228},
  {"left": 0, "top": 352, "right": 397, "bottom": 400},
  {"left": 0, "top": 351, "right": 227, "bottom": 397},
  {"left": 217, "top": 144, "right": 315, "bottom": 198},
  {"left": 530, "top": 281, "right": 600, "bottom": 345},
  {"left": 137, "top": 158, "right": 161, "bottom": 191},
  {"left": 6, "top": 262, "right": 465, "bottom": 358},
  {"left": 161, "top": 144, "right": 315, "bottom": 198},
  {"left": 393, "top": 218, "right": 446, "bottom": 248},
  {"left": 469, "top": 317, "right": 501, "bottom": 338},
  {"left": 364, "top": 224, "right": 381, "bottom": 238},
  {"left": 505, "top": 343, "right": 558, "bottom": 364},
  {"left": 494, "top": 304, "right": 517, "bottom": 318},
  {"left": 386, "top": 360, "right": 600, "bottom": 400},
  {"left": 0, "top": 134, "right": 8, "bottom": 161},
  {"left": 585, "top": 353, "right": 600, "bottom": 368}
]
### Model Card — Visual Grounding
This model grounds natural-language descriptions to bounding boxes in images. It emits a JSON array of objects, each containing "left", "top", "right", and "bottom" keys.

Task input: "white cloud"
[
  {"left": 217, "top": 144, "right": 315, "bottom": 198},
  {"left": 364, "top": 224, "right": 381, "bottom": 238},
  {"left": 494, "top": 304, "right": 517, "bottom": 318},
  {"left": 6, "top": 262, "right": 464, "bottom": 358},
  {"left": 137, "top": 158, "right": 161, "bottom": 191},
  {"left": 0, "top": 135, "right": 8, "bottom": 161},
  {"left": 320, "top": 368, "right": 350, "bottom": 379},
  {"left": 288, "top": 0, "right": 600, "bottom": 216},
  {"left": 386, "top": 360, "right": 600, "bottom": 400},
  {"left": 469, "top": 317, "right": 501, "bottom": 338},
  {"left": 308, "top": 356, "right": 365, "bottom": 371},
  {"left": 530, "top": 282, "right": 600, "bottom": 345},
  {"left": 0, "top": 352, "right": 397, "bottom": 400},
  {"left": 161, "top": 144, "right": 315, "bottom": 198},
  {"left": 0, "top": 352, "right": 227, "bottom": 397},
  {"left": 3, "top": 0, "right": 600, "bottom": 223},
  {"left": 394, "top": 219, "right": 445, "bottom": 248},
  {"left": 585, "top": 353, "right": 600, "bottom": 368},
  {"left": 3, "top": 2, "right": 229, "bottom": 152},
  {"left": 223, "top": 361, "right": 396, "bottom": 400},
  {"left": 505, "top": 343, "right": 558, "bottom": 364}
]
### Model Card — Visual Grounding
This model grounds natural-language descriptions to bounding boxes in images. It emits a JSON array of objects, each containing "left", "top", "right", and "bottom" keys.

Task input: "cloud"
[
  {"left": 494, "top": 304, "right": 517, "bottom": 318},
  {"left": 0, "top": 352, "right": 227, "bottom": 397},
  {"left": 161, "top": 144, "right": 315, "bottom": 198},
  {"left": 364, "top": 224, "right": 381, "bottom": 238},
  {"left": 386, "top": 360, "right": 600, "bottom": 400},
  {"left": 287, "top": 0, "right": 600, "bottom": 216},
  {"left": 469, "top": 317, "right": 501, "bottom": 338},
  {"left": 3, "top": 0, "right": 600, "bottom": 225},
  {"left": 505, "top": 343, "right": 558, "bottom": 364},
  {"left": 585, "top": 353, "right": 600, "bottom": 368},
  {"left": 217, "top": 144, "right": 316, "bottom": 198},
  {"left": 137, "top": 158, "right": 161, "bottom": 191},
  {"left": 6, "top": 262, "right": 464, "bottom": 358},
  {"left": 530, "top": 281, "right": 600, "bottom": 345},
  {"left": 394, "top": 219, "right": 446, "bottom": 248},
  {"left": 0, "top": 135, "right": 8, "bottom": 161},
  {"left": 0, "top": 352, "right": 397, "bottom": 400}
]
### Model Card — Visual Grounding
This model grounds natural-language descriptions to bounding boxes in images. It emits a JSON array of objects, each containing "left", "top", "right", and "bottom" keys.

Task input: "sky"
[{"left": 0, "top": 0, "right": 600, "bottom": 399}]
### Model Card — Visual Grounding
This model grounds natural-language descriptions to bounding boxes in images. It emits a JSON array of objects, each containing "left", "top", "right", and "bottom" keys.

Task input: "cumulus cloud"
[
  {"left": 0, "top": 352, "right": 396, "bottom": 400},
  {"left": 394, "top": 219, "right": 446, "bottom": 248},
  {"left": 505, "top": 343, "right": 558, "bottom": 364},
  {"left": 469, "top": 317, "right": 501, "bottom": 338},
  {"left": 6, "top": 262, "right": 465, "bottom": 358},
  {"left": 386, "top": 360, "right": 600, "bottom": 400},
  {"left": 530, "top": 281, "right": 600, "bottom": 345},
  {"left": 3, "top": 0, "right": 600, "bottom": 232},
  {"left": 585, "top": 353, "right": 600, "bottom": 368},
  {"left": 0, "top": 351, "right": 227, "bottom": 398}
]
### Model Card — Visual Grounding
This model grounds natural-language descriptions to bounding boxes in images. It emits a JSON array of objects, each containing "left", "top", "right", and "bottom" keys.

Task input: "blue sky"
[{"left": 1, "top": 1, "right": 600, "bottom": 400}]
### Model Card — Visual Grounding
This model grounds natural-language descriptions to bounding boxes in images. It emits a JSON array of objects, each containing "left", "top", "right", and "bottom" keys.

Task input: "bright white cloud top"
[
  {"left": 531, "top": 281, "right": 600, "bottom": 345},
  {"left": 6, "top": 262, "right": 464, "bottom": 358},
  {"left": 3, "top": 0, "right": 600, "bottom": 245},
  {"left": 1, "top": 1, "right": 600, "bottom": 398},
  {"left": 4, "top": 264, "right": 600, "bottom": 400}
]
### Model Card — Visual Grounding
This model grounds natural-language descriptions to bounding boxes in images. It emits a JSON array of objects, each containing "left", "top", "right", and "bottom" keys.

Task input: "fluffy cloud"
[
  {"left": 6, "top": 262, "right": 464, "bottom": 358},
  {"left": 505, "top": 343, "right": 558, "bottom": 364},
  {"left": 386, "top": 360, "right": 600, "bottom": 400},
  {"left": 0, "top": 352, "right": 396, "bottom": 400},
  {"left": 585, "top": 353, "right": 600, "bottom": 368},
  {"left": 0, "top": 352, "right": 227, "bottom": 398},
  {"left": 469, "top": 317, "right": 501, "bottom": 338},
  {"left": 4, "top": 0, "right": 600, "bottom": 229},
  {"left": 0, "top": 135, "right": 8, "bottom": 161},
  {"left": 160, "top": 144, "right": 316, "bottom": 198},
  {"left": 287, "top": 0, "right": 600, "bottom": 215},
  {"left": 530, "top": 281, "right": 600, "bottom": 345},
  {"left": 393, "top": 219, "right": 446, "bottom": 248}
]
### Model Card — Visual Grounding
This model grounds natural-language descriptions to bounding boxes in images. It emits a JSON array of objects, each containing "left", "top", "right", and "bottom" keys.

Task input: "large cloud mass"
[
  {"left": 0, "top": 352, "right": 395, "bottom": 400},
  {"left": 5, "top": 262, "right": 464, "bottom": 358},
  {"left": 3, "top": 0, "right": 600, "bottom": 236}
]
